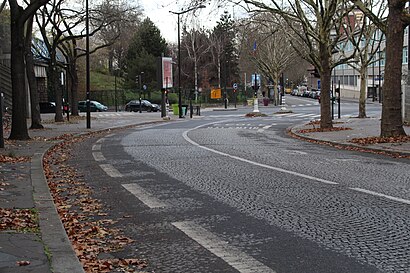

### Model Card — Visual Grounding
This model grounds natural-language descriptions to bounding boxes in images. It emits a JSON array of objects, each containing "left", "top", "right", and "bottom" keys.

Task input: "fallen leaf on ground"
[{"left": 17, "top": 261, "right": 31, "bottom": 266}]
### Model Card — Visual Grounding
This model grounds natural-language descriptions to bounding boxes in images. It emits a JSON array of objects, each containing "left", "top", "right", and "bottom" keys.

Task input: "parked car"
[
  {"left": 125, "top": 100, "right": 160, "bottom": 112},
  {"left": 39, "top": 102, "right": 56, "bottom": 113},
  {"left": 78, "top": 101, "right": 108, "bottom": 112}
]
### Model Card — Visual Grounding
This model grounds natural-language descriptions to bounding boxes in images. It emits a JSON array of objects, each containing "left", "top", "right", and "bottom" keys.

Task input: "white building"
[{"left": 332, "top": 11, "right": 409, "bottom": 123}]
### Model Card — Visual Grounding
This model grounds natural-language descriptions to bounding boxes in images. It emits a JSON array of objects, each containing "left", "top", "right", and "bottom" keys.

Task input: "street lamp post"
[
  {"left": 85, "top": 0, "right": 91, "bottom": 128},
  {"left": 170, "top": 5, "right": 205, "bottom": 118}
]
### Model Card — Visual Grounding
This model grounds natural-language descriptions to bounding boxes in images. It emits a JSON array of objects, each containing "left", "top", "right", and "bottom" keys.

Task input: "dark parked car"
[
  {"left": 39, "top": 102, "right": 56, "bottom": 113},
  {"left": 78, "top": 101, "right": 108, "bottom": 112},
  {"left": 125, "top": 100, "right": 160, "bottom": 112}
]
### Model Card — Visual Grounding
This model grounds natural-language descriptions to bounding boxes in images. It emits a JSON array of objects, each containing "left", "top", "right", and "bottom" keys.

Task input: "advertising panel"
[{"left": 162, "top": 57, "right": 173, "bottom": 89}]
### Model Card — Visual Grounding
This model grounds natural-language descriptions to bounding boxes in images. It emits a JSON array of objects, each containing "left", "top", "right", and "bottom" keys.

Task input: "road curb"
[
  {"left": 288, "top": 125, "right": 410, "bottom": 158},
  {"left": 32, "top": 150, "right": 86, "bottom": 273}
]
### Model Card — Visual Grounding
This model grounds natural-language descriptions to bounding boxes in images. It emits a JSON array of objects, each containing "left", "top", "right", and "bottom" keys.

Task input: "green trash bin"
[{"left": 172, "top": 104, "right": 179, "bottom": 115}]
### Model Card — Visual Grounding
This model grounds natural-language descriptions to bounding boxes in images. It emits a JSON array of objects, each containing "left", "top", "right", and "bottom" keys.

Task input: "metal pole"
[
  {"left": 244, "top": 72, "right": 247, "bottom": 105},
  {"left": 331, "top": 80, "right": 334, "bottom": 120},
  {"left": 224, "top": 58, "right": 227, "bottom": 109},
  {"left": 177, "top": 14, "right": 183, "bottom": 118},
  {"left": 378, "top": 52, "right": 382, "bottom": 104},
  {"left": 85, "top": 0, "right": 91, "bottom": 128},
  {"left": 139, "top": 74, "right": 142, "bottom": 113},
  {"left": 372, "top": 60, "right": 375, "bottom": 101},
  {"left": 189, "top": 91, "right": 193, "bottom": 118},
  {"left": 114, "top": 73, "right": 117, "bottom": 112},
  {"left": 338, "top": 80, "right": 341, "bottom": 119},
  {"left": 170, "top": 6, "right": 205, "bottom": 118}
]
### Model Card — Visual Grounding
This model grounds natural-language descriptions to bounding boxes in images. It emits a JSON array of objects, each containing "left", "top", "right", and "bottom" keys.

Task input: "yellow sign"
[{"left": 211, "top": 88, "right": 221, "bottom": 99}]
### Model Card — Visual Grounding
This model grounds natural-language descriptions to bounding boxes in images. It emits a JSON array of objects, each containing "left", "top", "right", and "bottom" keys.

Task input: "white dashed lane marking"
[
  {"left": 92, "top": 144, "right": 101, "bottom": 151},
  {"left": 183, "top": 124, "right": 338, "bottom": 185},
  {"left": 93, "top": 152, "right": 106, "bottom": 162},
  {"left": 99, "top": 164, "right": 123, "bottom": 178},
  {"left": 172, "top": 221, "right": 276, "bottom": 273},
  {"left": 350, "top": 188, "right": 410, "bottom": 206},
  {"left": 122, "top": 183, "right": 167, "bottom": 208}
]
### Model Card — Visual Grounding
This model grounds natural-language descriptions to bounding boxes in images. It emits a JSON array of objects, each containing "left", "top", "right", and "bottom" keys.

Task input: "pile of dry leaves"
[
  {"left": 43, "top": 136, "right": 147, "bottom": 272},
  {"left": 0, "top": 208, "right": 38, "bottom": 232},
  {"left": 297, "top": 127, "right": 352, "bottom": 134},
  {"left": 350, "top": 135, "right": 410, "bottom": 145},
  {"left": 245, "top": 112, "right": 268, "bottom": 117},
  {"left": 0, "top": 154, "right": 30, "bottom": 163}
]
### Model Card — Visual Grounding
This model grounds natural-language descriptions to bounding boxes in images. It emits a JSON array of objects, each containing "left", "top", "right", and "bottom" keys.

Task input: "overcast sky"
[{"left": 139, "top": 0, "right": 241, "bottom": 43}]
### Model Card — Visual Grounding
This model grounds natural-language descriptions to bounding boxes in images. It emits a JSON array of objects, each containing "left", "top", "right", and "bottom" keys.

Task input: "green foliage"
[
  {"left": 212, "top": 11, "right": 240, "bottom": 86},
  {"left": 125, "top": 18, "right": 168, "bottom": 90},
  {"left": 91, "top": 71, "right": 117, "bottom": 90}
]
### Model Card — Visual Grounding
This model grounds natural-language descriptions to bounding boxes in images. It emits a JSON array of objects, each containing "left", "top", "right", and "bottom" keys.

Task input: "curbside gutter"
[{"left": 32, "top": 150, "right": 86, "bottom": 273}]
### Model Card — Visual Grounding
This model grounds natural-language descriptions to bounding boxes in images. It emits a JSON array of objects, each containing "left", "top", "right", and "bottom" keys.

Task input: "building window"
[
  {"left": 349, "top": 75, "right": 357, "bottom": 86},
  {"left": 403, "top": 46, "right": 408, "bottom": 64},
  {"left": 379, "top": 51, "right": 385, "bottom": 66}
]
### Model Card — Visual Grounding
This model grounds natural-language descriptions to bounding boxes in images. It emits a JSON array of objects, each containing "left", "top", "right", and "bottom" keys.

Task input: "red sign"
[{"left": 162, "top": 57, "right": 173, "bottom": 89}]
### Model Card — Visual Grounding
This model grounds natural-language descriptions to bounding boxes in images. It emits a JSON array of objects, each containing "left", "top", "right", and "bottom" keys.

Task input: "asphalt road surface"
[{"left": 69, "top": 97, "right": 409, "bottom": 272}]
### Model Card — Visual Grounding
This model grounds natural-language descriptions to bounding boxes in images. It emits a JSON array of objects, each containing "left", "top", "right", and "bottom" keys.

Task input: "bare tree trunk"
[
  {"left": 25, "top": 14, "right": 43, "bottom": 129},
  {"left": 69, "top": 61, "right": 79, "bottom": 116},
  {"left": 380, "top": 2, "right": 406, "bottom": 137},
  {"left": 49, "top": 62, "right": 64, "bottom": 122},
  {"left": 358, "top": 65, "right": 367, "bottom": 118},
  {"left": 217, "top": 57, "right": 221, "bottom": 88},
  {"left": 9, "top": 5, "right": 29, "bottom": 140},
  {"left": 8, "top": 0, "right": 49, "bottom": 140},
  {"left": 273, "top": 74, "right": 280, "bottom": 106},
  {"left": 319, "top": 43, "right": 332, "bottom": 129},
  {"left": 194, "top": 60, "right": 198, "bottom": 101}
]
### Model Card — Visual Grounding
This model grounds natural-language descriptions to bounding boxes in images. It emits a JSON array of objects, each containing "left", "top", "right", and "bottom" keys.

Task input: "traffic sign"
[{"left": 233, "top": 83, "right": 238, "bottom": 90}]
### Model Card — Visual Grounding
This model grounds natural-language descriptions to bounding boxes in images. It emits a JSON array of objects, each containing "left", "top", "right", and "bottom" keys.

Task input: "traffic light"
[{"left": 135, "top": 75, "right": 139, "bottom": 85}]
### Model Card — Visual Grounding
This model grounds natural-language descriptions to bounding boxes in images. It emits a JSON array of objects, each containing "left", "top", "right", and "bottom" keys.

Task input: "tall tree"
[
  {"left": 339, "top": 6, "right": 385, "bottom": 118},
  {"left": 352, "top": 0, "right": 408, "bottom": 137},
  {"left": 96, "top": 0, "right": 142, "bottom": 75},
  {"left": 181, "top": 26, "right": 210, "bottom": 99},
  {"left": 242, "top": 0, "right": 354, "bottom": 129},
  {"left": 210, "top": 11, "right": 239, "bottom": 91},
  {"left": 8, "top": 0, "right": 49, "bottom": 140},
  {"left": 35, "top": 0, "right": 130, "bottom": 117},
  {"left": 125, "top": 17, "right": 168, "bottom": 93},
  {"left": 246, "top": 13, "right": 299, "bottom": 105},
  {"left": 25, "top": 12, "right": 43, "bottom": 129}
]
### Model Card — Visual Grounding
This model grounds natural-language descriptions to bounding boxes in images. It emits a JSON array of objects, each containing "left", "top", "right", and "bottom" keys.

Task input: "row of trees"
[
  {"left": 4, "top": 0, "right": 406, "bottom": 140},
  {"left": 246, "top": 0, "right": 408, "bottom": 137},
  {"left": 185, "top": 0, "right": 407, "bottom": 137},
  {"left": 1, "top": 0, "right": 143, "bottom": 140},
  {"left": 2, "top": 0, "right": 310, "bottom": 141},
  {"left": 176, "top": 11, "right": 309, "bottom": 104}
]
